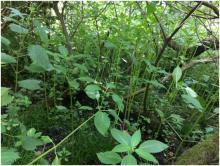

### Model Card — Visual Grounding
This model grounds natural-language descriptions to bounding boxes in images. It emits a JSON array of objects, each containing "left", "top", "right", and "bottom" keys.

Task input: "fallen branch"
[
  {"left": 162, "top": 55, "right": 219, "bottom": 82},
  {"left": 124, "top": 55, "right": 218, "bottom": 99}
]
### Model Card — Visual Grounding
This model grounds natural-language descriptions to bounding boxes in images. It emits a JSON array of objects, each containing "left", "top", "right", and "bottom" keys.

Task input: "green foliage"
[
  {"left": 52, "top": 156, "right": 61, "bottom": 165},
  {"left": 172, "top": 66, "right": 182, "bottom": 86},
  {"left": 18, "top": 79, "right": 41, "bottom": 90},
  {"left": 181, "top": 94, "right": 203, "bottom": 112},
  {"left": 1, "top": 147, "right": 20, "bottom": 165},
  {"left": 94, "top": 111, "right": 110, "bottom": 136},
  {"left": 9, "top": 23, "right": 28, "bottom": 34},
  {"left": 1, "top": 2, "right": 218, "bottom": 165},
  {"left": 137, "top": 140, "right": 168, "bottom": 153},
  {"left": 21, "top": 136, "right": 43, "bottom": 151},
  {"left": 131, "top": 129, "right": 141, "bottom": 148},
  {"left": 1, "top": 53, "right": 16, "bottom": 64},
  {"left": 98, "top": 129, "right": 168, "bottom": 164},
  {"left": 121, "top": 154, "right": 137, "bottom": 165},
  {"left": 27, "top": 45, "right": 53, "bottom": 71},
  {"left": 112, "top": 94, "right": 124, "bottom": 112},
  {"left": 1, "top": 87, "right": 14, "bottom": 106},
  {"left": 97, "top": 151, "right": 121, "bottom": 164},
  {"left": 110, "top": 128, "right": 131, "bottom": 145},
  {"left": 84, "top": 84, "right": 101, "bottom": 100}
]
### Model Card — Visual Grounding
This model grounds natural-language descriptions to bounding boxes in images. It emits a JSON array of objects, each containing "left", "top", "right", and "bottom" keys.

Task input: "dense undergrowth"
[{"left": 1, "top": 1, "right": 219, "bottom": 165}]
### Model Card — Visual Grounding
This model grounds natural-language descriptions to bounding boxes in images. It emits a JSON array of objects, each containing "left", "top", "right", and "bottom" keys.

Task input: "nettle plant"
[
  {"left": 97, "top": 128, "right": 168, "bottom": 165},
  {"left": 85, "top": 83, "right": 169, "bottom": 164}
]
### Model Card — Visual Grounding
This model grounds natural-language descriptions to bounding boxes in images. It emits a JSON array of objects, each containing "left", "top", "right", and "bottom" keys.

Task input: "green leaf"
[
  {"left": 107, "top": 109, "right": 121, "bottom": 122},
  {"left": 84, "top": 84, "right": 101, "bottom": 100},
  {"left": 94, "top": 111, "right": 110, "bottom": 136},
  {"left": 185, "top": 87, "right": 198, "bottom": 98},
  {"left": 131, "top": 129, "right": 141, "bottom": 148},
  {"left": 41, "top": 136, "right": 52, "bottom": 144},
  {"left": 21, "top": 136, "right": 43, "bottom": 151},
  {"left": 147, "top": 3, "right": 156, "bottom": 15},
  {"left": 138, "top": 140, "right": 168, "bottom": 153},
  {"left": 9, "top": 23, "right": 28, "bottom": 34},
  {"left": 104, "top": 41, "right": 116, "bottom": 49},
  {"left": 111, "top": 128, "right": 131, "bottom": 145},
  {"left": 38, "top": 158, "right": 49, "bottom": 165},
  {"left": 18, "top": 79, "right": 41, "bottom": 90},
  {"left": 97, "top": 151, "right": 121, "bottom": 164},
  {"left": 25, "top": 63, "right": 46, "bottom": 73},
  {"left": 181, "top": 94, "right": 203, "bottom": 111},
  {"left": 172, "top": 66, "right": 182, "bottom": 84},
  {"left": 27, "top": 128, "right": 36, "bottom": 137},
  {"left": 33, "top": 20, "right": 48, "bottom": 44},
  {"left": 1, "top": 36, "right": 11, "bottom": 46},
  {"left": 9, "top": 8, "right": 26, "bottom": 18},
  {"left": 112, "top": 94, "right": 124, "bottom": 112},
  {"left": 58, "top": 45, "right": 68, "bottom": 57},
  {"left": 78, "top": 76, "right": 94, "bottom": 83},
  {"left": 68, "top": 79, "right": 79, "bottom": 90},
  {"left": 28, "top": 45, "right": 53, "bottom": 71},
  {"left": 56, "top": 105, "right": 67, "bottom": 110},
  {"left": 145, "top": 80, "right": 166, "bottom": 89},
  {"left": 1, "top": 53, "right": 16, "bottom": 64},
  {"left": 112, "top": 144, "right": 130, "bottom": 153},
  {"left": 1, "top": 87, "right": 14, "bottom": 106},
  {"left": 1, "top": 147, "right": 20, "bottom": 165},
  {"left": 52, "top": 155, "right": 61, "bottom": 165},
  {"left": 135, "top": 148, "right": 158, "bottom": 164},
  {"left": 79, "top": 106, "right": 93, "bottom": 111},
  {"left": 121, "top": 154, "right": 137, "bottom": 165}
]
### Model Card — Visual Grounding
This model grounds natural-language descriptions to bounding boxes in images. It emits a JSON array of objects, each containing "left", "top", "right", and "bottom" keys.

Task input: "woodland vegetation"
[{"left": 1, "top": 1, "right": 219, "bottom": 165}]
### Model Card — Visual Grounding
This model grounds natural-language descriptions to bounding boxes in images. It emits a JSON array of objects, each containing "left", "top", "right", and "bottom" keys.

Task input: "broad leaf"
[
  {"left": 94, "top": 111, "right": 110, "bottom": 136},
  {"left": 111, "top": 128, "right": 131, "bottom": 145},
  {"left": 18, "top": 79, "right": 41, "bottom": 90},
  {"left": 181, "top": 94, "right": 203, "bottom": 111},
  {"left": 9, "top": 23, "right": 28, "bottom": 34},
  {"left": 131, "top": 129, "right": 141, "bottom": 148},
  {"left": 172, "top": 66, "right": 182, "bottom": 84},
  {"left": 185, "top": 87, "right": 198, "bottom": 98},
  {"left": 52, "top": 155, "right": 61, "bottom": 165},
  {"left": 1, "top": 87, "right": 14, "bottom": 106},
  {"left": 1, "top": 36, "right": 11, "bottom": 46},
  {"left": 107, "top": 109, "right": 121, "bottom": 122},
  {"left": 68, "top": 79, "right": 79, "bottom": 90},
  {"left": 121, "top": 154, "right": 137, "bottom": 165},
  {"left": 1, "top": 147, "right": 20, "bottom": 165},
  {"left": 112, "top": 94, "right": 124, "bottom": 112},
  {"left": 1, "top": 53, "right": 16, "bottom": 64},
  {"left": 84, "top": 84, "right": 101, "bottom": 100},
  {"left": 78, "top": 76, "right": 94, "bottom": 83},
  {"left": 58, "top": 45, "right": 68, "bottom": 57},
  {"left": 79, "top": 106, "right": 93, "bottom": 111},
  {"left": 112, "top": 144, "right": 130, "bottom": 153},
  {"left": 33, "top": 19, "right": 48, "bottom": 44},
  {"left": 97, "top": 151, "right": 121, "bottom": 164},
  {"left": 28, "top": 45, "right": 53, "bottom": 71},
  {"left": 21, "top": 136, "right": 43, "bottom": 151},
  {"left": 138, "top": 140, "right": 168, "bottom": 153},
  {"left": 9, "top": 8, "right": 26, "bottom": 18},
  {"left": 25, "top": 63, "right": 46, "bottom": 73},
  {"left": 135, "top": 148, "right": 158, "bottom": 164}
]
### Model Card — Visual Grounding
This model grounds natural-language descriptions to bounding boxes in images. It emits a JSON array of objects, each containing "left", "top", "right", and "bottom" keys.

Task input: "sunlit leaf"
[
  {"left": 121, "top": 154, "right": 137, "bottom": 165},
  {"left": 94, "top": 111, "right": 110, "bottom": 136},
  {"left": 18, "top": 79, "right": 41, "bottom": 90},
  {"left": 97, "top": 151, "right": 121, "bottom": 164},
  {"left": 9, "top": 23, "right": 28, "bottom": 34}
]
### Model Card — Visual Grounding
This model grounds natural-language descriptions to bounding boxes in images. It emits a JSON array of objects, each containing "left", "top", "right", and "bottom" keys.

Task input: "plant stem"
[{"left": 28, "top": 114, "right": 95, "bottom": 165}]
